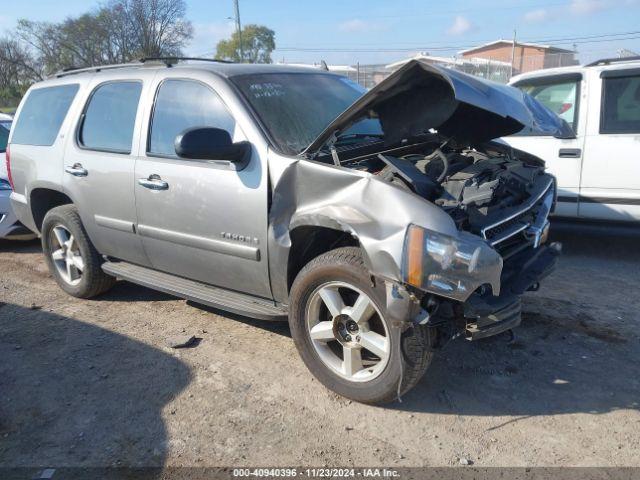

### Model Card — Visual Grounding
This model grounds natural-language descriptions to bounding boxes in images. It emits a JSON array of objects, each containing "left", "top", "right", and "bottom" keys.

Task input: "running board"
[{"left": 102, "top": 261, "right": 288, "bottom": 321}]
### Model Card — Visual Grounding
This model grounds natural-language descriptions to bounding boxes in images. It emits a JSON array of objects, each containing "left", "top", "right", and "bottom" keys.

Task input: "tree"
[
  {"left": 16, "top": 0, "right": 193, "bottom": 75},
  {"left": 120, "top": 0, "right": 193, "bottom": 58},
  {"left": 216, "top": 24, "right": 275, "bottom": 63},
  {"left": 0, "top": 0, "right": 194, "bottom": 108},
  {"left": 0, "top": 37, "right": 42, "bottom": 107}
]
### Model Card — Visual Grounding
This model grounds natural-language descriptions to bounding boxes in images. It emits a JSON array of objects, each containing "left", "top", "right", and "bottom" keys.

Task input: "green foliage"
[{"left": 216, "top": 24, "right": 276, "bottom": 64}]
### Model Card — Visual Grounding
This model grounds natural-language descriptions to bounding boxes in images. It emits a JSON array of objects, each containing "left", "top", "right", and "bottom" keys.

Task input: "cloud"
[
  {"left": 187, "top": 22, "right": 235, "bottom": 56},
  {"left": 338, "top": 19, "right": 387, "bottom": 33},
  {"left": 569, "top": 0, "right": 608, "bottom": 14},
  {"left": 524, "top": 8, "right": 549, "bottom": 22},
  {"left": 447, "top": 16, "right": 472, "bottom": 36}
]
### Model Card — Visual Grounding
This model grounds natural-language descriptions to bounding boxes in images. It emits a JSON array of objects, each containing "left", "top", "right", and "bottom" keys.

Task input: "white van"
[{"left": 504, "top": 57, "right": 640, "bottom": 222}]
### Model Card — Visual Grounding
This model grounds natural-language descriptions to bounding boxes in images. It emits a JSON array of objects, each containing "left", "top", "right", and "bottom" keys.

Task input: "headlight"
[
  {"left": 0, "top": 178, "right": 12, "bottom": 191},
  {"left": 402, "top": 224, "right": 503, "bottom": 301}
]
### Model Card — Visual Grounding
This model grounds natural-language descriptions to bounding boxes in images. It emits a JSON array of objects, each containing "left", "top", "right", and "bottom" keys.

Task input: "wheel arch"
[
  {"left": 286, "top": 224, "right": 361, "bottom": 296},
  {"left": 30, "top": 187, "right": 73, "bottom": 233}
]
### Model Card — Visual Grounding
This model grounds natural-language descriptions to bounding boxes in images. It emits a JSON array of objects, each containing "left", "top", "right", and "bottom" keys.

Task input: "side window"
[
  {"left": 11, "top": 84, "right": 79, "bottom": 146},
  {"left": 600, "top": 75, "right": 640, "bottom": 134},
  {"left": 0, "top": 122, "right": 10, "bottom": 153},
  {"left": 518, "top": 80, "right": 580, "bottom": 133},
  {"left": 79, "top": 81, "right": 142, "bottom": 153},
  {"left": 148, "top": 79, "right": 236, "bottom": 157}
]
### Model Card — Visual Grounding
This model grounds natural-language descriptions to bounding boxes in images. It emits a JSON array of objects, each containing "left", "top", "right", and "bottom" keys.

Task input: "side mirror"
[
  {"left": 174, "top": 127, "right": 250, "bottom": 163},
  {"left": 553, "top": 119, "right": 577, "bottom": 139}
]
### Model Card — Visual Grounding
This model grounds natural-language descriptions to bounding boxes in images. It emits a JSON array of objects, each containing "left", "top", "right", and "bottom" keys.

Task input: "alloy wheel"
[
  {"left": 50, "top": 224, "right": 84, "bottom": 286},
  {"left": 306, "top": 281, "right": 390, "bottom": 382}
]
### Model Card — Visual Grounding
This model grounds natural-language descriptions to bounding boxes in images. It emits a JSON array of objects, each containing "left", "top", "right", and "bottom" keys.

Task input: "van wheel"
[
  {"left": 41, "top": 205, "right": 115, "bottom": 298},
  {"left": 289, "top": 247, "right": 433, "bottom": 404}
]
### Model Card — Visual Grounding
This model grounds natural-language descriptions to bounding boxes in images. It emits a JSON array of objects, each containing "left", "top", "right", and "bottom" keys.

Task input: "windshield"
[
  {"left": 232, "top": 73, "right": 380, "bottom": 155},
  {"left": 0, "top": 121, "right": 11, "bottom": 153}
]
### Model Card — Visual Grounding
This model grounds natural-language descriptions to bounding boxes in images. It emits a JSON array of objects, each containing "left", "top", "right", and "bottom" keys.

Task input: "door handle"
[
  {"left": 64, "top": 163, "right": 88, "bottom": 177},
  {"left": 559, "top": 148, "right": 582, "bottom": 158},
  {"left": 138, "top": 174, "right": 169, "bottom": 190}
]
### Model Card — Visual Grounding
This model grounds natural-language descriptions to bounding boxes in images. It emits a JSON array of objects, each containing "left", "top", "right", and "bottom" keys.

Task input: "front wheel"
[{"left": 289, "top": 247, "right": 433, "bottom": 404}]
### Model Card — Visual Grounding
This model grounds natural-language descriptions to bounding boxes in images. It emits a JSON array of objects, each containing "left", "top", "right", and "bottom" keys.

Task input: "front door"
[
  {"left": 504, "top": 73, "right": 585, "bottom": 217},
  {"left": 579, "top": 68, "right": 640, "bottom": 221},
  {"left": 134, "top": 74, "right": 271, "bottom": 298}
]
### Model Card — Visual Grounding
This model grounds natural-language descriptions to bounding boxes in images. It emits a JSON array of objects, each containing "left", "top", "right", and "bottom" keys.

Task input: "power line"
[
  {"left": 275, "top": 31, "right": 640, "bottom": 53},
  {"left": 274, "top": 30, "right": 640, "bottom": 49},
  {"left": 274, "top": 0, "right": 573, "bottom": 21}
]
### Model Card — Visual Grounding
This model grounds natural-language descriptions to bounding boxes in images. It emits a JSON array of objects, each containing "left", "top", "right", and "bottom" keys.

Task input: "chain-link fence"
[
  {"left": 330, "top": 50, "right": 630, "bottom": 88},
  {"left": 283, "top": 48, "right": 635, "bottom": 88}
]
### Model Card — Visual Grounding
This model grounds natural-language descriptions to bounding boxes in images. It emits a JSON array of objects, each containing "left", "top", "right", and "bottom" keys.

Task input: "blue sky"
[{"left": 1, "top": 0, "right": 640, "bottom": 65}]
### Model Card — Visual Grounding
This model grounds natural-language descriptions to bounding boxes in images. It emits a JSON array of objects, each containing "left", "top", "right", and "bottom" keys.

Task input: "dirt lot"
[{"left": 1, "top": 226, "right": 639, "bottom": 468}]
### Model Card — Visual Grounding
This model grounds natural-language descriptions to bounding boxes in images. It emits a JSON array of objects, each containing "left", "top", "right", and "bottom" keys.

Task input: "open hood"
[{"left": 303, "top": 60, "right": 573, "bottom": 155}]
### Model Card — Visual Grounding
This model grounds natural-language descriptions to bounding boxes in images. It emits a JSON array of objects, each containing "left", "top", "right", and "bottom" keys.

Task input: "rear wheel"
[
  {"left": 289, "top": 247, "right": 433, "bottom": 404},
  {"left": 42, "top": 205, "right": 115, "bottom": 298}
]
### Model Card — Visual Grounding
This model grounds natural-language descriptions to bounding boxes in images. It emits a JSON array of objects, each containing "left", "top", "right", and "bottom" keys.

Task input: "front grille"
[
  {"left": 483, "top": 211, "right": 532, "bottom": 245},
  {"left": 481, "top": 179, "right": 554, "bottom": 248}
]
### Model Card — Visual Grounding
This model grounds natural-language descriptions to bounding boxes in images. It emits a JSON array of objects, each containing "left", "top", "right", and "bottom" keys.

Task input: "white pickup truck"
[{"left": 504, "top": 56, "right": 640, "bottom": 222}]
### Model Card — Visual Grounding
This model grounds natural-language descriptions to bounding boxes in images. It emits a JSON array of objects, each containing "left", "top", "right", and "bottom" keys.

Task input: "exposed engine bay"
[
  {"left": 297, "top": 60, "right": 564, "bottom": 345},
  {"left": 333, "top": 137, "right": 556, "bottom": 257}
]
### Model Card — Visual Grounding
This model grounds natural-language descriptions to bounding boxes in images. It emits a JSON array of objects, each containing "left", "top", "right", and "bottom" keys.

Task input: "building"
[{"left": 459, "top": 40, "right": 578, "bottom": 74}]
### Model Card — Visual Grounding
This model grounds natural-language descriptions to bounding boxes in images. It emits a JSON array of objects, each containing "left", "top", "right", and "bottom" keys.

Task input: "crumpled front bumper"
[{"left": 462, "top": 242, "right": 561, "bottom": 340}]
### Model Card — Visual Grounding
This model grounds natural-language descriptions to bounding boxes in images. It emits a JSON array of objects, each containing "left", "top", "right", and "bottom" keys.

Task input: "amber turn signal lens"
[
  {"left": 406, "top": 226, "right": 424, "bottom": 287},
  {"left": 539, "top": 222, "right": 550, "bottom": 245}
]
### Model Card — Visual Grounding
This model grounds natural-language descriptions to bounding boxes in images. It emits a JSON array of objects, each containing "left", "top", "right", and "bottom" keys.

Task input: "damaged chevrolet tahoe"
[{"left": 8, "top": 59, "right": 566, "bottom": 403}]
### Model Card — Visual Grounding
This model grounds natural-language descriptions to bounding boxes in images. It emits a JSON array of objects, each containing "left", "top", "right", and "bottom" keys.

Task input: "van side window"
[
  {"left": 600, "top": 74, "right": 640, "bottom": 134},
  {"left": 148, "top": 79, "right": 236, "bottom": 157},
  {"left": 516, "top": 79, "right": 580, "bottom": 133},
  {"left": 11, "top": 84, "right": 79, "bottom": 146},
  {"left": 79, "top": 81, "right": 142, "bottom": 153}
]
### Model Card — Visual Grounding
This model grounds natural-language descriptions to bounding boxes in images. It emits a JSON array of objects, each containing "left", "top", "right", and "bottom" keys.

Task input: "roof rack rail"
[
  {"left": 52, "top": 61, "right": 143, "bottom": 79},
  {"left": 50, "top": 57, "right": 235, "bottom": 78},
  {"left": 585, "top": 55, "right": 640, "bottom": 67},
  {"left": 139, "top": 57, "right": 235, "bottom": 66}
]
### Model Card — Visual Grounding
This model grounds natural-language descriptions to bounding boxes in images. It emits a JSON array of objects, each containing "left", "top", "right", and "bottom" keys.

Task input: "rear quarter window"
[{"left": 11, "top": 84, "right": 79, "bottom": 146}]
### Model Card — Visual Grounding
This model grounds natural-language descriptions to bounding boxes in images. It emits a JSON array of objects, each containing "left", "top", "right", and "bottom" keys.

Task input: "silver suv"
[{"left": 8, "top": 58, "right": 564, "bottom": 403}]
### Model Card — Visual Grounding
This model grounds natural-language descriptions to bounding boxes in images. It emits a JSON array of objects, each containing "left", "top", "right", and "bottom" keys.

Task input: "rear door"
[
  {"left": 579, "top": 67, "right": 640, "bottom": 221},
  {"left": 134, "top": 71, "right": 271, "bottom": 298},
  {"left": 504, "top": 73, "right": 585, "bottom": 217},
  {"left": 63, "top": 76, "right": 150, "bottom": 266}
]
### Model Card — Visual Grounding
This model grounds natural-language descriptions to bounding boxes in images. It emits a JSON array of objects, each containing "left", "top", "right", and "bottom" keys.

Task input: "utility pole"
[
  {"left": 233, "top": 0, "right": 244, "bottom": 62},
  {"left": 510, "top": 29, "right": 517, "bottom": 78}
]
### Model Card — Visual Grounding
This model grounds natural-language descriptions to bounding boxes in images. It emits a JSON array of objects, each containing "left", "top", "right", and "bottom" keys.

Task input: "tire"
[
  {"left": 41, "top": 204, "right": 115, "bottom": 298},
  {"left": 289, "top": 246, "right": 433, "bottom": 404}
]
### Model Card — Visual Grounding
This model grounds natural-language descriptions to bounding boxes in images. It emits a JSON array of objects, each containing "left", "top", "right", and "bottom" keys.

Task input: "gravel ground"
[{"left": 0, "top": 226, "right": 639, "bottom": 468}]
